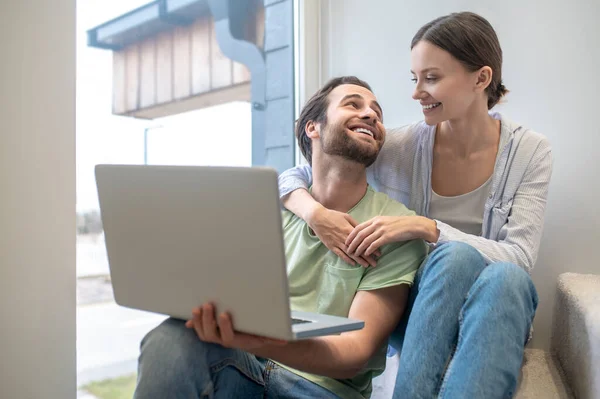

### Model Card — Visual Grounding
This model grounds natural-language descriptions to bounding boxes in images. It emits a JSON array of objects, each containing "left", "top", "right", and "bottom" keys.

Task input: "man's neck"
[{"left": 311, "top": 156, "right": 368, "bottom": 213}]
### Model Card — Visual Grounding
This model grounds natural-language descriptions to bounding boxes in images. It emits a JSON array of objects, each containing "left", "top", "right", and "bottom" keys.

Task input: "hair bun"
[{"left": 497, "top": 80, "right": 508, "bottom": 97}]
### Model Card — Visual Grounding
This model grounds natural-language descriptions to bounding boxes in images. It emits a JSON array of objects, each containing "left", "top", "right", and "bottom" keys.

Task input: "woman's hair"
[
  {"left": 295, "top": 76, "right": 372, "bottom": 166},
  {"left": 412, "top": 12, "right": 508, "bottom": 109}
]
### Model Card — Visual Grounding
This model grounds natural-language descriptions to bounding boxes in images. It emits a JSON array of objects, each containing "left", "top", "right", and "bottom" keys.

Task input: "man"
[{"left": 134, "top": 76, "right": 427, "bottom": 399}]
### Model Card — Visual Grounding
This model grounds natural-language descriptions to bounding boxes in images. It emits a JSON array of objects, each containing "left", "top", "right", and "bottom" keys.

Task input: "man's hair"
[{"left": 295, "top": 76, "right": 373, "bottom": 166}]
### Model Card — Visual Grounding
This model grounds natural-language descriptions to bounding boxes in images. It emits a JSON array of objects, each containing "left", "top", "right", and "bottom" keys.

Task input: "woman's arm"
[
  {"left": 279, "top": 165, "right": 377, "bottom": 267},
  {"left": 346, "top": 139, "right": 553, "bottom": 273},
  {"left": 278, "top": 164, "right": 313, "bottom": 201}
]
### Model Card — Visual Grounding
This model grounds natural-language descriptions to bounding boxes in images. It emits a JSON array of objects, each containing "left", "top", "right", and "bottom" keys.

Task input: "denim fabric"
[
  {"left": 391, "top": 242, "right": 538, "bottom": 399},
  {"left": 133, "top": 318, "right": 341, "bottom": 399}
]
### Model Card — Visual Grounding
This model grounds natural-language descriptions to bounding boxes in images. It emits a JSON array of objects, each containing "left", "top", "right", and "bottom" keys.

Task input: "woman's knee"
[
  {"left": 423, "top": 241, "right": 486, "bottom": 279},
  {"left": 479, "top": 262, "right": 538, "bottom": 310}
]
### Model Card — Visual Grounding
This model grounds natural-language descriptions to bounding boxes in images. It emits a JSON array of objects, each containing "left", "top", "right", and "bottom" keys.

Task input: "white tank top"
[{"left": 429, "top": 176, "right": 493, "bottom": 236}]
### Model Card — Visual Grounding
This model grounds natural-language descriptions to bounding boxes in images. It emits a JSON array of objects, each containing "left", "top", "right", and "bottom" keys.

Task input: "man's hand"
[
  {"left": 307, "top": 204, "right": 380, "bottom": 267},
  {"left": 185, "top": 303, "right": 287, "bottom": 351}
]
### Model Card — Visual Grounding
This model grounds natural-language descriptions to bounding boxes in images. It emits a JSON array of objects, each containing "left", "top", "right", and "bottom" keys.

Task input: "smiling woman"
[{"left": 278, "top": 11, "right": 553, "bottom": 399}]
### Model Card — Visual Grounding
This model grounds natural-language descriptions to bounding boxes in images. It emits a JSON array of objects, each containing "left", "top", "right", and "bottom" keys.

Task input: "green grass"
[{"left": 82, "top": 373, "right": 137, "bottom": 399}]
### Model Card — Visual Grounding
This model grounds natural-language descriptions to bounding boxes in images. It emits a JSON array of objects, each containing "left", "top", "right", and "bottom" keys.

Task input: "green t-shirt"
[{"left": 278, "top": 186, "right": 428, "bottom": 399}]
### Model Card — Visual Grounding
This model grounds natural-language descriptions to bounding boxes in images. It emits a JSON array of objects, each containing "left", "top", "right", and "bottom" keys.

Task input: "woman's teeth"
[{"left": 423, "top": 103, "right": 441, "bottom": 110}]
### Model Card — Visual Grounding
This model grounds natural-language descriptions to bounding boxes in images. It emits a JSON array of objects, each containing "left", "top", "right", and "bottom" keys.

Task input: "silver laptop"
[{"left": 95, "top": 164, "right": 364, "bottom": 340}]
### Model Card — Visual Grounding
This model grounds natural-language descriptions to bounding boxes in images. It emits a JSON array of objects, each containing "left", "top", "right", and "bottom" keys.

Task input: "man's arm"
[
  {"left": 255, "top": 284, "right": 409, "bottom": 379},
  {"left": 188, "top": 284, "right": 409, "bottom": 380}
]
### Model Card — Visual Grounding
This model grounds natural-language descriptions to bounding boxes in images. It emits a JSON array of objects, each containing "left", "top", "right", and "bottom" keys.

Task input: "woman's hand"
[
  {"left": 306, "top": 203, "right": 379, "bottom": 267},
  {"left": 346, "top": 216, "right": 438, "bottom": 257}
]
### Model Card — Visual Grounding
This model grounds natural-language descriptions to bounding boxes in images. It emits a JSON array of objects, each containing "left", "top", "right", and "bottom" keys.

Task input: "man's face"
[{"left": 318, "top": 84, "right": 385, "bottom": 167}]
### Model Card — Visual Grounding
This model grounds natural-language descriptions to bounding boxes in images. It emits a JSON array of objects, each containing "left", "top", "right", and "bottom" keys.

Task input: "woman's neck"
[{"left": 437, "top": 107, "right": 500, "bottom": 158}]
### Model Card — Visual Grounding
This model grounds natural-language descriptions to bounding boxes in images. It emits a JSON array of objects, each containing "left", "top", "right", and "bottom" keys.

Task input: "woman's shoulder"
[
  {"left": 379, "top": 121, "right": 432, "bottom": 160},
  {"left": 369, "top": 120, "right": 431, "bottom": 197},
  {"left": 385, "top": 120, "right": 432, "bottom": 144},
  {"left": 499, "top": 113, "right": 552, "bottom": 154},
  {"left": 520, "top": 127, "right": 552, "bottom": 154},
  {"left": 497, "top": 113, "right": 553, "bottom": 172}
]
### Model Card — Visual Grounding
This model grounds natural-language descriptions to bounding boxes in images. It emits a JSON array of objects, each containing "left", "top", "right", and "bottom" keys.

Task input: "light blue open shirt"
[{"left": 278, "top": 112, "right": 553, "bottom": 273}]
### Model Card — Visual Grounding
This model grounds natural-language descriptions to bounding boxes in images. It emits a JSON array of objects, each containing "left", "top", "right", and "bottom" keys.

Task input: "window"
[{"left": 76, "top": 0, "right": 296, "bottom": 396}]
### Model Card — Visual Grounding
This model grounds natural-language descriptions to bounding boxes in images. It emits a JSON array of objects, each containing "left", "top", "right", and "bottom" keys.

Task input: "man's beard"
[{"left": 320, "top": 121, "right": 380, "bottom": 167}]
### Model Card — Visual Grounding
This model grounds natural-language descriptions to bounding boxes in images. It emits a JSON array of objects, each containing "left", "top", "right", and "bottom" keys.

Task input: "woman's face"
[{"left": 410, "top": 40, "right": 484, "bottom": 125}]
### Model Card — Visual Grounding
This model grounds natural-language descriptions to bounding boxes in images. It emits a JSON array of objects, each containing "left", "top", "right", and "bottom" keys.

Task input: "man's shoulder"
[
  {"left": 281, "top": 209, "right": 300, "bottom": 229},
  {"left": 367, "top": 188, "right": 417, "bottom": 217}
]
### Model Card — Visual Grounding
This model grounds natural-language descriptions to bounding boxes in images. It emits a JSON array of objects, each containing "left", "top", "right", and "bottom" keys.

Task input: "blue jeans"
[
  {"left": 390, "top": 242, "right": 538, "bottom": 399},
  {"left": 133, "top": 318, "right": 341, "bottom": 399}
]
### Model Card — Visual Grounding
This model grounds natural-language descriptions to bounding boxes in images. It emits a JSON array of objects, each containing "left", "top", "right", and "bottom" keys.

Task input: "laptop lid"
[{"left": 95, "top": 165, "right": 295, "bottom": 340}]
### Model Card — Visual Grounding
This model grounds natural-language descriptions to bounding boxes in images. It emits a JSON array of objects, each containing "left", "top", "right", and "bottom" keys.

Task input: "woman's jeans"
[{"left": 390, "top": 242, "right": 538, "bottom": 399}]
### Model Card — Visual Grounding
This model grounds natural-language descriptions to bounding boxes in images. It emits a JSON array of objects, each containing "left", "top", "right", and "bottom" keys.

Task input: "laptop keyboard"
[{"left": 291, "top": 318, "right": 312, "bottom": 325}]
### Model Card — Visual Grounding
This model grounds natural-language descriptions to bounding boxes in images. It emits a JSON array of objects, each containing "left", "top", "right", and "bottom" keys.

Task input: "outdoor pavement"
[
  {"left": 77, "top": 233, "right": 166, "bottom": 387},
  {"left": 77, "top": 301, "right": 166, "bottom": 386}
]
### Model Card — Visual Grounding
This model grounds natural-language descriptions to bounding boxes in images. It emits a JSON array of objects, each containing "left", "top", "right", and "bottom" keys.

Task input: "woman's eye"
[
  {"left": 410, "top": 78, "right": 417, "bottom": 83},
  {"left": 426, "top": 77, "right": 437, "bottom": 82}
]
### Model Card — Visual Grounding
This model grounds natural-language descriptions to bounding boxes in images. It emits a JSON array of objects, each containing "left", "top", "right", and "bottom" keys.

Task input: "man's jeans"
[
  {"left": 390, "top": 242, "right": 538, "bottom": 399},
  {"left": 133, "top": 318, "right": 341, "bottom": 399}
]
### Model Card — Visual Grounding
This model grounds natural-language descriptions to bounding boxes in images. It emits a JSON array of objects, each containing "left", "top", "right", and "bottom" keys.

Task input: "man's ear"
[{"left": 305, "top": 120, "right": 320, "bottom": 139}]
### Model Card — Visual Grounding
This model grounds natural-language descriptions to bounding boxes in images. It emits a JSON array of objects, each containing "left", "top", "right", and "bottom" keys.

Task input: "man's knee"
[
  {"left": 139, "top": 318, "right": 206, "bottom": 371},
  {"left": 135, "top": 318, "right": 211, "bottom": 398}
]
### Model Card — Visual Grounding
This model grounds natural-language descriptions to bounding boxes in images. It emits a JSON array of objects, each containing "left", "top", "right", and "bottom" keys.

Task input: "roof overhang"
[{"left": 87, "top": 0, "right": 211, "bottom": 50}]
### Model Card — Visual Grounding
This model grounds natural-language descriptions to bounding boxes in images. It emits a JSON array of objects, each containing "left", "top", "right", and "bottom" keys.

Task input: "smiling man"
[{"left": 133, "top": 76, "right": 427, "bottom": 399}]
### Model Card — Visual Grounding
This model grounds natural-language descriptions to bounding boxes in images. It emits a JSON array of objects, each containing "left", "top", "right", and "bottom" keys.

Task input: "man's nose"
[{"left": 360, "top": 107, "right": 377, "bottom": 121}]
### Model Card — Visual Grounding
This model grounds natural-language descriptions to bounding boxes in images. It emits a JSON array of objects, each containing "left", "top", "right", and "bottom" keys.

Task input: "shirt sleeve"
[
  {"left": 278, "top": 164, "right": 313, "bottom": 199},
  {"left": 358, "top": 238, "right": 428, "bottom": 291}
]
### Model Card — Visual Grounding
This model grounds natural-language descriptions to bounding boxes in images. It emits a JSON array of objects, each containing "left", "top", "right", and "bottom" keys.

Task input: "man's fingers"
[
  {"left": 192, "top": 307, "right": 205, "bottom": 340},
  {"left": 218, "top": 313, "right": 235, "bottom": 346},
  {"left": 202, "top": 303, "right": 220, "bottom": 342}
]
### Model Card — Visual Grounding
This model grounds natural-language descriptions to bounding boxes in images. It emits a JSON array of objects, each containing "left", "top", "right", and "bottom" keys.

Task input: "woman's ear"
[
  {"left": 305, "top": 120, "right": 320, "bottom": 139},
  {"left": 475, "top": 66, "right": 493, "bottom": 92}
]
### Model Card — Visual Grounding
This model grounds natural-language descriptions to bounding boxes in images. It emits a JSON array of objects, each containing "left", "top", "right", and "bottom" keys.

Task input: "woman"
[{"left": 278, "top": 12, "right": 553, "bottom": 399}]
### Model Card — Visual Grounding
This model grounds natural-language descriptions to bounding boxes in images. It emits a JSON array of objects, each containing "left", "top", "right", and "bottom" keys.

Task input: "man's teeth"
[
  {"left": 354, "top": 128, "right": 374, "bottom": 137},
  {"left": 423, "top": 103, "right": 441, "bottom": 110}
]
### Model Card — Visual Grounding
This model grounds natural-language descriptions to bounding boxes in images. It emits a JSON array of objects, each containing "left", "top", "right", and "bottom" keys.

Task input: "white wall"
[
  {"left": 318, "top": 0, "right": 600, "bottom": 350},
  {"left": 0, "top": 1, "right": 76, "bottom": 398}
]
